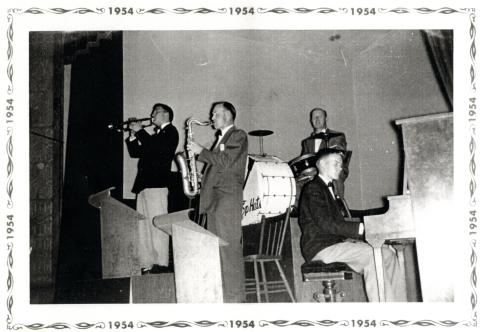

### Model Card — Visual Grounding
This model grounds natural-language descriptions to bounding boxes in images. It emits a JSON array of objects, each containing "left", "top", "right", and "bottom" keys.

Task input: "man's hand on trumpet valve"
[
  {"left": 187, "top": 139, "right": 204, "bottom": 155},
  {"left": 128, "top": 120, "right": 142, "bottom": 133}
]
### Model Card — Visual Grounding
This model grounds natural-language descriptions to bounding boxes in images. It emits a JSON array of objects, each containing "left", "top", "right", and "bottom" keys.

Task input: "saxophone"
[{"left": 177, "top": 118, "right": 212, "bottom": 198}]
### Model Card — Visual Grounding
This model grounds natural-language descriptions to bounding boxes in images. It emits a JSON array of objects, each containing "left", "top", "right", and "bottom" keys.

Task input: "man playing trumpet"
[
  {"left": 188, "top": 101, "right": 248, "bottom": 303},
  {"left": 125, "top": 103, "right": 179, "bottom": 274}
]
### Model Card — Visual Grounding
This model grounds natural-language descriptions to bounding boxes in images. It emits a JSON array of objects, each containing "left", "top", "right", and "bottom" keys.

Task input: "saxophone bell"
[{"left": 177, "top": 118, "right": 213, "bottom": 198}]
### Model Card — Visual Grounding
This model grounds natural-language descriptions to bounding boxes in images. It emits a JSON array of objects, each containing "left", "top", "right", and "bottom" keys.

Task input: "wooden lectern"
[
  {"left": 153, "top": 209, "right": 227, "bottom": 303},
  {"left": 88, "top": 187, "right": 145, "bottom": 279}
]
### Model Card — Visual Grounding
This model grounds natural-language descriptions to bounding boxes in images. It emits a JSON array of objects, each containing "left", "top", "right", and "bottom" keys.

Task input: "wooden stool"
[{"left": 301, "top": 261, "right": 355, "bottom": 302}]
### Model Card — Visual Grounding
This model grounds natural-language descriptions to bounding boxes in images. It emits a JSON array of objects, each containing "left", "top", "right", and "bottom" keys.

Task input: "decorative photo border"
[{"left": 3, "top": 2, "right": 478, "bottom": 330}]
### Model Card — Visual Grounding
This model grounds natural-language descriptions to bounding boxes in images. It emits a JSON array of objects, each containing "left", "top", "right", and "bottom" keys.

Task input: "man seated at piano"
[{"left": 298, "top": 148, "right": 405, "bottom": 302}]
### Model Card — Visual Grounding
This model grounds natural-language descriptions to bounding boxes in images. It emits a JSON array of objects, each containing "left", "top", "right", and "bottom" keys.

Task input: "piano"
[
  {"left": 364, "top": 194, "right": 415, "bottom": 301},
  {"left": 363, "top": 113, "right": 454, "bottom": 302}
]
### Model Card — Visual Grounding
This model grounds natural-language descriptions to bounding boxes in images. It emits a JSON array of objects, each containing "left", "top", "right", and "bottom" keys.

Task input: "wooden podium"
[
  {"left": 88, "top": 187, "right": 145, "bottom": 279},
  {"left": 153, "top": 209, "right": 227, "bottom": 303}
]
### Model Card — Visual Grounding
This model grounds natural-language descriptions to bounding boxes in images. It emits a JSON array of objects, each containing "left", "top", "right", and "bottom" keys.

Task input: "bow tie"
[
  {"left": 327, "top": 181, "right": 334, "bottom": 188},
  {"left": 312, "top": 132, "right": 327, "bottom": 139}
]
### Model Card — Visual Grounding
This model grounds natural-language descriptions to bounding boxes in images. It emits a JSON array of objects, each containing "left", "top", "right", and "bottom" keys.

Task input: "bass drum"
[{"left": 242, "top": 155, "right": 296, "bottom": 226}]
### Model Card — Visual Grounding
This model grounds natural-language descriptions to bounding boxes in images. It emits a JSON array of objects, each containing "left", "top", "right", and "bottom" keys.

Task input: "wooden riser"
[{"left": 54, "top": 274, "right": 176, "bottom": 304}]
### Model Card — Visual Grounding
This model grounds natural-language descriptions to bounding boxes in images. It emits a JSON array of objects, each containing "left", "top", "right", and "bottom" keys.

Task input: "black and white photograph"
[{"left": 1, "top": 0, "right": 478, "bottom": 330}]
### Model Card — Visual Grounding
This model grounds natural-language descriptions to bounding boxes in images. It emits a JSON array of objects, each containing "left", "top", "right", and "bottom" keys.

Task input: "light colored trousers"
[
  {"left": 312, "top": 240, "right": 407, "bottom": 302},
  {"left": 136, "top": 188, "right": 169, "bottom": 268}
]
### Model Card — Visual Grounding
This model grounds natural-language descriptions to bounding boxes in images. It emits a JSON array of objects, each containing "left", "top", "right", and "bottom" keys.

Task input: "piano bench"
[{"left": 301, "top": 261, "right": 355, "bottom": 302}]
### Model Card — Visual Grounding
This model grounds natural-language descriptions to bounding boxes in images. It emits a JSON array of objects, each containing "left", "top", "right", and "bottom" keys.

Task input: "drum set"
[
  {"left": 289, "top": 131, "right": 345, "bottom": 180},
  {"left": 288, "top": 153, "right": 318, "bottom": 182},
  {"left": 242, "top": 130, "right": 296, "bottom": 226},
  {"left": 242, "top": 129, "right": 346, "bottom": 225}
]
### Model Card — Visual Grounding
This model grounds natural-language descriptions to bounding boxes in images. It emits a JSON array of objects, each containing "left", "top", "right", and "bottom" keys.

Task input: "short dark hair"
[
  {"left": 152, "top": 103, "right": 174, "bottom": 121},
  {"left": 213, "top": 101, "right": 236, "bottom": 121},
  {"left": 316, "top": 148, "right": 344, "bottom": 162},
  {"left": 310, "top": 107, "right": 327, "bottom": 119}
]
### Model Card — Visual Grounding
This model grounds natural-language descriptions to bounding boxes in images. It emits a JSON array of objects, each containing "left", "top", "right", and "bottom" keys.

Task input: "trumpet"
[
  {"left": 107, "top": 117, "right": 153, "bottom": 132},
  {"left": 176, "top": 118, "right": 213, "bottom": 198}
]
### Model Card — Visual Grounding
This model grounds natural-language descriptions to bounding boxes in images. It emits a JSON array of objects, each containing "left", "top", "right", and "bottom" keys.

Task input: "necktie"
[
  {"left": 336, "top": 196, "right": 349, "bottom": 218},
  {"left": 326, "top": 181, "right": 336, "bottom": 200},
  {"left": 213, "top": 130, "right": 222, "bottom": 149},
  {"left": 327, "top": 181, "right": 345, "bottom": 216}
]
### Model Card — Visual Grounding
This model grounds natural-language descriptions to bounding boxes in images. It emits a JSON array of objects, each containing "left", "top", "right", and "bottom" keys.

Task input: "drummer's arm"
[
  {"left": 329, "top": 133, "right": 347, "bottom": 151},
  {"left": 198, "top": 130, "right": 247, "bottom": 169},
  {"left": 333, "top": 134, "right": 349, "bottom": 180},
  {"left": 300, "top": 138, "right": 308, "bottom": 155},
  {"left": 340, "top": 160, "right": 349, "bottom": 181}
]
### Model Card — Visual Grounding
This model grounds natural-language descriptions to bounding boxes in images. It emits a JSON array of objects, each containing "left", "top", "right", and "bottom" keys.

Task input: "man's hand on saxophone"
[
  {"left": 196, "top": 171, "right": 203, "bottom": 183},
  {"left": 187, "top": 139, "right": 205, "bottom": 155}
]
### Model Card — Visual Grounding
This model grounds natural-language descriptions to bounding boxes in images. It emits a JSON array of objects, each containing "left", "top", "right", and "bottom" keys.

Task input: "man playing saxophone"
[
  {"left": 126, "top": 103, "right": 179, "bottom": 274},
  {"left": 187, "top": 101, "right": 248, "bottom": 303}
]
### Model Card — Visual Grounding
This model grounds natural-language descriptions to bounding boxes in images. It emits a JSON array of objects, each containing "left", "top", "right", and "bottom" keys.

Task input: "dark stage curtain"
[
  {"left": 422, "top": 30, "right": 453, "bottom": 111},
  {"left": 55, "top": 32, "right": 124, "bottom": 301}
]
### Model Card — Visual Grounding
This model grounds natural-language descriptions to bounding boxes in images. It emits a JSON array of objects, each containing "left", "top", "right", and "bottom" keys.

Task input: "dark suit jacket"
[
  {"left": 298, "top": 176, "right": 362, "bottom": 262},
  {"left": 198, "top": 126, "right": 248, "bottom": 214},
  {"left": 301, "top": 128, "right": 347, "bottom": 155},
  {"left": 125, "top": 123, "right": 179, "bottom": 194}
]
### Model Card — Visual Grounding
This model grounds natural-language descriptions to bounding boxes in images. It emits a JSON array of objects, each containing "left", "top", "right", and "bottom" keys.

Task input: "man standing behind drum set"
[
  {"left": 301, "top": 107, "right": 349, "bottom": 198},
  {"left": 188, "top": 101, "right": 248, "bottom": 303}
]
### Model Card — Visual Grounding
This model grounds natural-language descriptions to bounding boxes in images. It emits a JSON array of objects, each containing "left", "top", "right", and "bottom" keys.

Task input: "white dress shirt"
[
  {"left": 314, "top": 129, "right": 327, "bottom": 152},
  {"left": 160, "top": 121, "right": 171, "bottom": 130},
  {"left": 214, "top": 124, "right": 234, "bottom": 149}
]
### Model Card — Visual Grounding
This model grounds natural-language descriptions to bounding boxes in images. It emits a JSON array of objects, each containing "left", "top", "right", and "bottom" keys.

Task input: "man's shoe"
[{"left": 149, "top": 264, "right": 170, "bottom": 274}]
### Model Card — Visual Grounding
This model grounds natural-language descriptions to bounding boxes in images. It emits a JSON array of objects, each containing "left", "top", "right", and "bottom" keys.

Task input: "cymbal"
[
  {"left": 249, "top": 129, "right": 274, "bottom": 137},
  {"left": 311, "top": 132, "right": 342, "bottom": 140},
  {"left": 288, "top": 153, "right": 317, "bottom": 166}
]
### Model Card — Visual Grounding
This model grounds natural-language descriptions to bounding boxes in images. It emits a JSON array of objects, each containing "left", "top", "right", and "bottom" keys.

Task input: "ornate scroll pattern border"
[
  {"left": 6, "top": 127, "right": 13, "bottom": 208},
  {"left": 256, "top": 8, "right": 346, "bottom": 14},
  {"left": 468, "top": 9, "right": 479, "bottom": 328},
  {"left": 6, "top": 243, "right": 13, "bottom": 328},
  {"left": 258, "top": 320, "right": 349, "bottom": 327},
  {"left": 4, "top": 5, "right": 478, "bottom": 330},
  {"left": 137, "top": 321, "right": 228, "bottom": 328},
  {"left": 19, "top": 8, "right": 105, "bottom": 15},
  {"left": 379, "top": 320, "right": 470, "bottom": 327},
  {"left": 5, "top": 9, "right": 15, "bottom": 331},
  {"left": 136, "top": 8, "right": 227, "bottom": 14}
]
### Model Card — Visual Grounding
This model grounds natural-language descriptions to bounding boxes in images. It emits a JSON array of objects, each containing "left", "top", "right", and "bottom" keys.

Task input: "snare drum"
[
  {"left": 289, "top": 153, "right": 318, "bottom": 181},
  {"left": 242, "top": 155, "right": 296, "bottom": 226}
]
